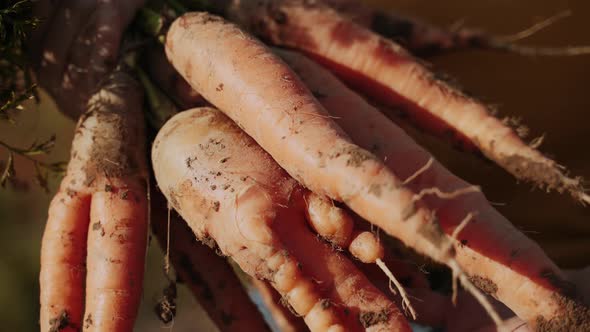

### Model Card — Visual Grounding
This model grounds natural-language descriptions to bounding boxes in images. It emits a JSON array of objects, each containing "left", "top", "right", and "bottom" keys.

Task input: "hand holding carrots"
[{"left": 35, "top": 0, "right": 590, "bottom": 331}]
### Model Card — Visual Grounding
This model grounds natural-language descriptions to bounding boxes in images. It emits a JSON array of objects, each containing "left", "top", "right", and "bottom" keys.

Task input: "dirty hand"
[{"left": 29, "top": 0, "right": 145, "bottom": 119}]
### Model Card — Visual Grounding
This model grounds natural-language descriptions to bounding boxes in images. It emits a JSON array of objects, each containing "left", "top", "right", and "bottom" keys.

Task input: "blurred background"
[{"left": 0, "top": 0, "right": 588, "bottom": 330}]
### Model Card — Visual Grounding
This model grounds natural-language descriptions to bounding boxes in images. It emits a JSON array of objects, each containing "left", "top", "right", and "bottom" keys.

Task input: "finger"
[
  {"left": 51, "top": 0, "right": 144, "bottom": 118},
  {"left": 40, "top": 185, "right": 91, "bottom": 332},
  {"left": 85, "top": 0, "right": 145, "bottom": 85},
  {"left": 144, "top": 46, "right": 207, "bottom": 109},
  {"left": 36, "top": 0, "right": 96, "bottom": 92},
  {"left": 83, "top": 179, "right": 148, "bottom": 331},
  {"left": 28, "top": 0, "right": 61, "bottom": 67},
  {"left": 111, "top": 0, "right": 146, "bottom": 26},
  {"left": 59, "top": 2, "right": 121, "bottom": 118}
]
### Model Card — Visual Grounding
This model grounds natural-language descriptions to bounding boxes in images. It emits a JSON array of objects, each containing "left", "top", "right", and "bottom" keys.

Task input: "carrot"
[
  {"left": 40, "top": 190, "right": 89, "bottom": 332},
  {"left": 321, "top": 0, "right": 590, "bottom": 57},
  {"left": 152, "top": 107, "right": 410, "bottom": 331},
  {"left": 150, "top": 189, "right": 272, "bottom": 332},
  {"left": 165, "top": 11, "right": 508, "bottom": 325},
  {"left": 40, "top": 71, "right": 148, "bottom": 332},
  {"left": 143, "top": 48, "right": 430, "bottom": 324},
  {"left": 144, "top": 46, "right": 208, "bottom": 109},
  {"left": 223, "top": 0, "right": 589, "bottom": 204},
  {"left": 164, "top": 13, "right": 589, "bottom": 328},
  {"left": 275, "top": 48, "right": 590, "bottom": 330}
]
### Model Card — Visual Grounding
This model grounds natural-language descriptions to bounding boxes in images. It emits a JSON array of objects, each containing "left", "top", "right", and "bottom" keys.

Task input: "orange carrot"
[
  {"left": 276, "top": 48, "right": 590, "bottom": 330},
  {"left": 165, "top": 11, "right": 508, "bottom": 325},
  {"left": 150, "top": 189, "right": 272, "bottom": 332},
  {"left": 144, "top": 49, "right": 432, "bottom": 325},
  {"left": 322, "top": 0, "right": 590, "bottom": 57},
  {"left": 40, "top": 71, "right": 148, "bottom": 332},
  {"left": 164, "top": 13, "right": 588, "bottom": 328},
  {"left": 152, "top": 107, "right": 410, "bottom": 331},
  {"left": 40, "top": 191, "right": 90, "bottom": 332},
  {"left": 225, "top": 0, "right": 589, "bottom": 204}
]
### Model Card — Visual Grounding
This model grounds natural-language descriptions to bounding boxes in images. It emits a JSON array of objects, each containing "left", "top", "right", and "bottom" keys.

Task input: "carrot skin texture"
[
  {"left": 79, "top": 72, "right": 148, "bottom": 331},
  {"left": 277, "top": 49, "right": 589, "bottom": 329},
  {"left": 40, "top": 190, "right": 90, "bottom": 332},
  {"left": 150, "top": 190, "right": 272, "bottom": 332},
  {"left": 85, "top": 181, "right": 147, "bottom": 331},
  {"left": 152, "top": 107, "right": 410, "bottom": 331},
  {"left": 228, "top": 0, "right": 587, "bottom": 202}
]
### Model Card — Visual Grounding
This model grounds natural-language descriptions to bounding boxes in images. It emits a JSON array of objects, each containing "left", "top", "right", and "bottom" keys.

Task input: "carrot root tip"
[{"left": 500, "top": 154, "right": 589, "bottom": 204}]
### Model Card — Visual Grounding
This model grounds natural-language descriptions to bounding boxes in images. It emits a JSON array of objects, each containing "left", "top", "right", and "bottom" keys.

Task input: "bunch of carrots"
[{"left": 37, "top": 0, "right": 589, "bottom": 331}]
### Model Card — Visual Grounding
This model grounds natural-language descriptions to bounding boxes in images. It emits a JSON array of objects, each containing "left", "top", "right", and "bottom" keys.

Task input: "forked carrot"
[{"left": 40, "top": 71, "right": 148, "bottom": 332}]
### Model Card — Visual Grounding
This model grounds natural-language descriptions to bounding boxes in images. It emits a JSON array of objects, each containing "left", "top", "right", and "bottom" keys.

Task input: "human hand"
[{"left": 29, "top": 0, "right": 145, "bottom": 118}]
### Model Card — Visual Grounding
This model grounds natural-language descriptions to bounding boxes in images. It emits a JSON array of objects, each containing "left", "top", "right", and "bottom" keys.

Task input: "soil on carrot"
[
  {"left": 535, "top": 294, "right": 590, "bottom": 332},
  {"left": 48, "top": 310, "right": 71, "bottom": 332},
  {"left": 359, "top": 308, "right": 391, "bottom": 328},
  {"left": 500, "top": 154, "right": 585, "bottom": 200},
  {"left": 328, "top": 145, "right": 375, "bottom": 168},
  {"left": 79, "top": 109, "right": 145, "bottom": 182},
  {"left": 416, "top": 218, "right": 445, "bottom": 249},
  {"left": 91, "top": 221, "right": 105, "bottom": 236},
  {"left": 468, "top": 275, "right": 498, "bottom": 296},
  {"left": 84, "top": 313, "right": 93, "bottom": 330}
]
